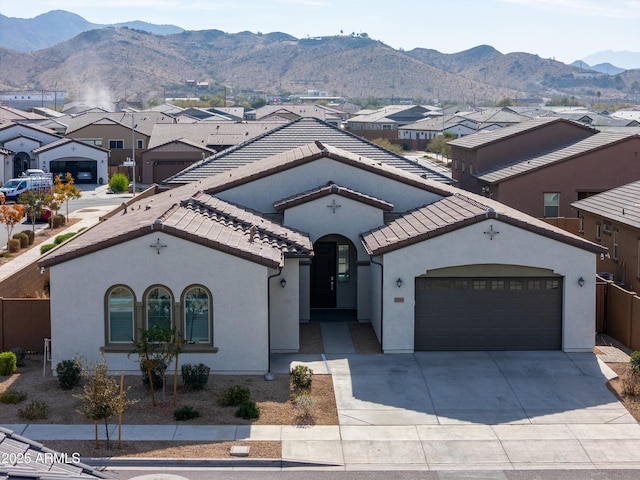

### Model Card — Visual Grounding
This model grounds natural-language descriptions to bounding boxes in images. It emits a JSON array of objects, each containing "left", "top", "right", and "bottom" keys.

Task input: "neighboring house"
[
  {"left": 449, "top": 117, "right": 640, "bottom": 219},
  {"left": 252, "top": 104, "right": 347, "bottom": 126},
  {"left": 63, "top": 111, "right": 176, "bottom": 178},
  {"left": 572, "top": 181, "right": 640, "bottom": 292},
  {"left": 32, "top": 138, "right": 109, "bottom": 184},
  {"left": 140, "top": 121, "right": 288, "bottom": 183},
  {"left": 346, "top": 105, "right": 440, "bottom": 140},
  {"left": 0, "top": 121, "right": 61, "bottom": 182},
  {"left": 398, "top": 115, "right": 478, "bottom": 150},
  {"left": 39, "top": 119, "right": 604, "bottom": 375}
]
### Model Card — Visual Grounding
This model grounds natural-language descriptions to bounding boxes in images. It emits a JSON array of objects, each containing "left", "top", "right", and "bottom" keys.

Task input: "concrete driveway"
[{"left": 271, "top": 350, "right": 640, "bottom": 469}]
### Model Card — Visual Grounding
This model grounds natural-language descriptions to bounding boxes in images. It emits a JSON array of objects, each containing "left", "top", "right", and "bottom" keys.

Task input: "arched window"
[
  {"left": 145, "top": 286, "right": 173, "bottom": 331},
  {"left": 107, "top": 286, "right": 135, "bottom": 343},
  {"left": 183, "top": 286, "right": 211, "bottom": 343}
]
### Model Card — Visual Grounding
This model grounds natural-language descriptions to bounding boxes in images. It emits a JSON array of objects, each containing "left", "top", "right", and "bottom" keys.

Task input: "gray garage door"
[{"left": 415, "top": 277, "right": 562, "bottom": 351}]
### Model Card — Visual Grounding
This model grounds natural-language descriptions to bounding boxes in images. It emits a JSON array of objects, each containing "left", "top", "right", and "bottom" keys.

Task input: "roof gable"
[
  {"left": 274, "top": 182, "right": 394, "bottom": 212},
  {"left": 572, "top": 180, "right": 640, "bottom": 229}
]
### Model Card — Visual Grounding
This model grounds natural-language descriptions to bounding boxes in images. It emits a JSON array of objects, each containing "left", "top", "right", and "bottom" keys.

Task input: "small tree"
[
  {"left": 53, "top": 173, "right": 82, "bottom": 222},
  {"left": 0, "top": 204, "right": 24, "bottom": 245},
  {"left": 75, "top": 359, "right": 136, "bottom": 448},
  {"left": 18, "top": 189, "right": 48, "bottom": 234},
  {"left": 129, "top": 325, "right": 181, "bottom": 407}
]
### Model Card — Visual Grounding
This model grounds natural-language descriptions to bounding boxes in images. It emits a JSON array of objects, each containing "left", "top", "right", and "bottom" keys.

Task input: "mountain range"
[{"left": 0, "top": 10, "right": 639, "bottom": 107}]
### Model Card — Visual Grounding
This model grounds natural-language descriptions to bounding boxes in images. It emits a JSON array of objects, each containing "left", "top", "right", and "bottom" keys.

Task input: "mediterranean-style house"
[{"left": 39, "top": 119, "right": 605, "bottom": 375}]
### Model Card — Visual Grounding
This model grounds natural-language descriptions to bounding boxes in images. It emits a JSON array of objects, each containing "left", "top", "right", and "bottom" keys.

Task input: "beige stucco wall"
[
  {"left": 48, "top": 232, "right": 272, "bottom": 374},
  {"left": 380, "top": 219, "right": 597, "bottom": 353}
]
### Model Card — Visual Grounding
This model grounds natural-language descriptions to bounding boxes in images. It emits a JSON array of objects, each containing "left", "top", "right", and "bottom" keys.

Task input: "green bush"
[
  {"left": 23, "top": 229, "right": 35, "bottom": 245},
  {"left": 235, "top": 400, "right": 260, "bottom": 420},
  {"left": 109, "top": 173, "right": 129, "bottom": 193},
  {"left": 51, "top": 214, "right": 66, "bottom": 229},
  {"left": 218, "top": 385, "right": 251, "bottom": 407},
  {"left": 54, "top": 231, "right": 77, "bottom": 245},
  {"left": 630, "top": 351, "right": 640, "bottom": 375},
  {"left": 8, "top": 238, "right": 21, "bottom": 253},
  {"left": 40, "top": 243, "right": 56, "bottom": 254},
  {"left": 291, "top": 364, "right": 313, "bottom": 390},
  {"left": 181, "top": 363, "right": 210, "bottom": 390},
  {"left": 0, "top": 352, "right": 17, "bottom": 376},
  {"left": 174, "top": 405, "right": 200, "bottom": 421},
  {"left": 55, "top": 358, "right": 82, "bottom": 390},
  {"left": 18, "top": 400, "right": 48, "bottom": 420},
  {"left": 12, "top": 232, "right": 29, "bottom": 248},
  {"left": 0, "top": 389, "right": 27, "bottom": 404}
]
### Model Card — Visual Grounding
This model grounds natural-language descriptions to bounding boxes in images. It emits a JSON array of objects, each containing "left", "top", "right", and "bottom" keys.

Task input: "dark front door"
[{"left": 311, "top": 242, "right": 337, "bottom": 308}]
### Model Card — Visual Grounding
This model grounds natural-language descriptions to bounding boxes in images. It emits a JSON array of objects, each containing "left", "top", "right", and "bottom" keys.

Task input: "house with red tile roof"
[{"left": 39, "top": 120, "right": 605, "bottom": 374}]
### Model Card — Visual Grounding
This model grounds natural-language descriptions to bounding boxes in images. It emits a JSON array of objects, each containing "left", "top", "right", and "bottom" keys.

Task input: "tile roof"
[
  {"left": 147, "top": 121, "right": 287, "bottom": 149},
  {"left": 572, "top": 180, "right": 640, "bottom": 230},
  {"left": 274, "top": 182, "right": 394, "bottom": 212},
  {"left": 165, "top": 117, "right": 453, "bottom": 184},
  {"left": 0, "top": 427, "right": 109, "bottom": 479},
  {"left": 39, "top": 189, "right": 312, "bottom": 270},
  {"left": 63, "top": 112, "right": 175, "bottom": 136},
  {"left": 448, "top": 117, "right": 593, "bottom": 149},
  {"left": 476, "top": 132, "right": 636, "bottom": 183},
  {"left": 362, "top": 193, "right": 607, "bottom": 256}
]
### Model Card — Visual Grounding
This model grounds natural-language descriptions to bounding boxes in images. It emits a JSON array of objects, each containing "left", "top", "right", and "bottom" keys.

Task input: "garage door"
[{"left": 415, "top": 277, "right": 562, "bottom": 351}]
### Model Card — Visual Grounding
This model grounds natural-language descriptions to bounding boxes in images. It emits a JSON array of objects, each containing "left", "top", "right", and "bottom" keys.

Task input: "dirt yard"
[{"left": 0, "top": 321, "right": 382, "bottom": 459}]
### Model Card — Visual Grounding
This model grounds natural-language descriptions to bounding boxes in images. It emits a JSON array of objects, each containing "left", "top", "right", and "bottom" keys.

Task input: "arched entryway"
[
  {"left": 13, "top": 152, "right": 30, "bottom": 178},
  {"left": 310, "top": 234, "right": 357, "bottom": 322}
]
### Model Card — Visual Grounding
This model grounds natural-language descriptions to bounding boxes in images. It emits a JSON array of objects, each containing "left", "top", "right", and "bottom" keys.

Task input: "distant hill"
[
  {"left": 0, "top": 10, "right": 183, "bottom": 51},
  {"left": 1, "top": 13, "right": 639, "bottom": 107},
  {"left": 581, "top": 50, "right": 640, "bottom": 71},
  {"left": 570, "top": 60, "right": 626, "bottom": 75}
]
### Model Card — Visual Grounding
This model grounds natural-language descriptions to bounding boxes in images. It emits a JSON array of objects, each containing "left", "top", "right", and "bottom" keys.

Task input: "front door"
[{"left": 310, "top": 242, "right": 336, "bottom": 308}]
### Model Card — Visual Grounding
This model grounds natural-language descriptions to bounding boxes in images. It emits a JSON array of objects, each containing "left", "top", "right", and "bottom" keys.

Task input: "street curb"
[{"left": 82, "top": 457, "right": 339, "bottom": 469}]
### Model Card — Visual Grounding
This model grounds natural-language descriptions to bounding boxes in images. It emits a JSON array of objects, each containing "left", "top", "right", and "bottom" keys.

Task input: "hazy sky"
[{"left": 2, "top": 0, "right": 639, "bottom": 64}]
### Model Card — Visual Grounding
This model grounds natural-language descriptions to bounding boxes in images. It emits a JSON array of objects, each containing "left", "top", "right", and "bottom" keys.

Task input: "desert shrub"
[
  {"left": 174, "top": 405, "right": 200, "bottom": 421},
  {"left": 621, "top": 370, "right": 640, "bottom": 396},
  {"left": 12, "top": 232, "right": 29, "bottom": 248},
  {"left": 181, "top": 363, "right": 210, "bottom": 390},
  {"left": 109, "top": 173, "right": 129, "bottom": 193},
  {"left": 235, "top": 400, "right": 260, "bottom": 420},
  {"left": 630, "top": 351, "right": 640, "bottom": 376},
  {"left": 140, "top": 359, "right": 167, "bottom": 389},
  {"left": 0, "top": 351, "right": 17, "bottom": 375},
  {"left": 18, "top": 400, "right": 48, "bottom": 420},
  {"left": 40, "top": 243, "right": 56, "bottom": 254},
  {"left": 292, "top": 391, "right": 318, "bottom": 419},
  {"left": 10, "top": 347, "right": 25, "bottom": 367},
  {"left": 218, "top": 385, "right": 251, "bottom": 407},
  {"left": 23, "top": 229, "right": 35, "bottom": 245},
  {"left": 55, "top": 358, "right": 82, "bottom": 390},
  {"left": 54, "top": 231, "right": 77, "bottom": 245},
  {"left": 8, "top": 238, "right": 20, "bottom": 253},
  {"left": 51, "top": 214, "right": 66, "bottom": 229},
  {"left": 291, "top": 364, "right": 313, "bottom": 390},
  {"left": 0, "top": 389, "right": 27, "bottom": 404}
]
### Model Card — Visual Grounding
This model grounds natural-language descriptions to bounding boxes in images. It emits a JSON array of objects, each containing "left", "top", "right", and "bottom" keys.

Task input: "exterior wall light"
[
  {"left": 396, "top": 278, "right": 403, "bottom": 288},
  {"left": 280, "top": 278, "right": 287, "bottom": 288},
  {"left": 578, "top": 277, "right": 585, "bottom": 287}
]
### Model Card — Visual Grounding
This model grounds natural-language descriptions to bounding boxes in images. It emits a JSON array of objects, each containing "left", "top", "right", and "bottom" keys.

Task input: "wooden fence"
[
  {"left": 597, "top": 276, "right": 640, "bottom": 351},
  {"left": 0, "top": 298, "right": 50, "bottom": 353}
]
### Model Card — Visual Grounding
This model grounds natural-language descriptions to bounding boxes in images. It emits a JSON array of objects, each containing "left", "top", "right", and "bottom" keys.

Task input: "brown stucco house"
[
  {"left": 449, "top": 117, "right": 640, "bottom": 219},
  {"left": 572, "top": 181, "right": 640, "bottom": 291}
]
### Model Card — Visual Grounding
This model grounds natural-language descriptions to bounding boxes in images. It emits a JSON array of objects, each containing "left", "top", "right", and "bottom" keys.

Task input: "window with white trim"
[
  {"left": 613, "top": 230, "right": 619, "bottom": 260},
  {"left": 109, "top": 139, "right": 124, "bottom": 149},
  {"left": 543, "top": 193, "right": 560, "bottom": 218}
]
